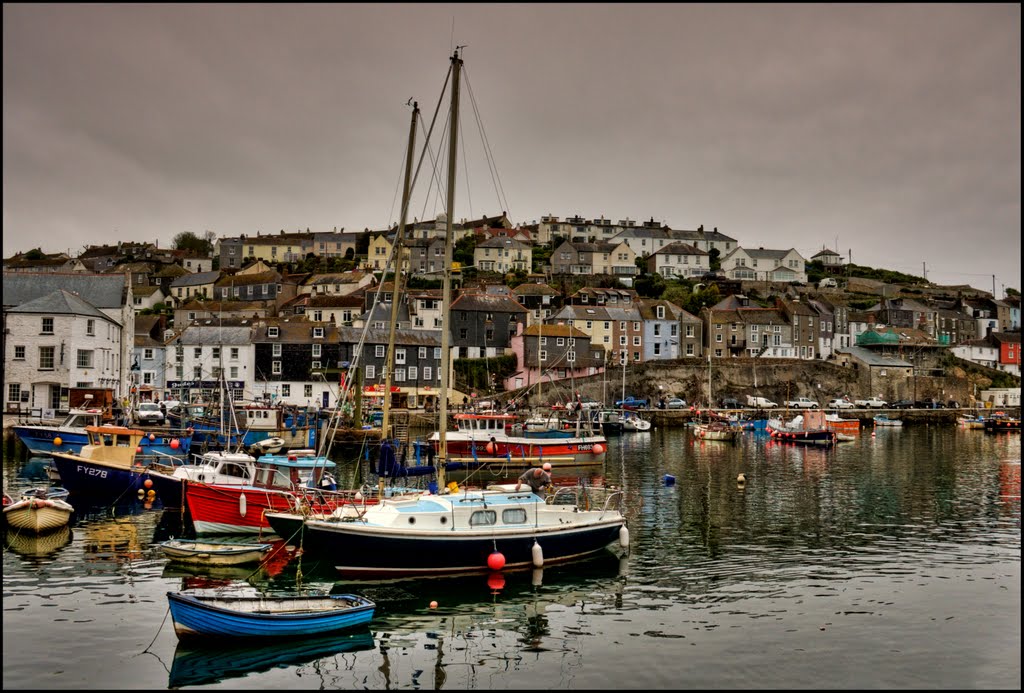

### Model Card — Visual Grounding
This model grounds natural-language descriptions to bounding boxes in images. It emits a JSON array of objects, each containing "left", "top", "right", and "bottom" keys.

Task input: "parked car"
[
  {"left": 135, "top": 402, "right": 165, "bottom": 424},
  {"left": 615, "top": 396, "right": 648, "bottom": 410},
  {"left": 915, "top": 399, "right": 945, "bottom": 409},
  {"left": 784, "top": 397, "right": 819, "bottom": 409},
  {"left": 827, "top": 398, "right": 856, "bottom": 410},
  {"left": 889, "top": 399, "right": 915, "bottom": 409},
  {"left": 719, "top": 397, "right": 743, "bottom": 409},
  {"left": 746, "top": 395, "right": 778, "bottom": 408},
  {"left": 854, "top": 397, "right": 888, "bottom": 408},
  {"left": 666, "top": 397, "right": 687, "bottom": 409}
]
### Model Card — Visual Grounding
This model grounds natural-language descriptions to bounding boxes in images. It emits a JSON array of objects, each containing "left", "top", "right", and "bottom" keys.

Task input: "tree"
[
  {"left": 453, "top": 235, "right": 476, "bottom": 267},
  {"left": 173, "top": 231, "right": 213, "bottom": 256}
]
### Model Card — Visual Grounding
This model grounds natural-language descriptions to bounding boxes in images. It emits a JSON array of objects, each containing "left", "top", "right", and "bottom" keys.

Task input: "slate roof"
[
  {"left": 450, "top": 293, "right": 527, "bottom": 314},
  {"left": 835, "top": 346, "right": 911, "bottom": 368},
  {"left": 2, "top": 271, "right": 127, "bottom": 309},
  {"left": 8, "top": 289, "right": 117, "bottom": 323},
  {"left": 337, "top": 326, "right": 442, "bottom": 347},
  {"left": 170, "top": 270, "right": 221, "bottom": 288}
]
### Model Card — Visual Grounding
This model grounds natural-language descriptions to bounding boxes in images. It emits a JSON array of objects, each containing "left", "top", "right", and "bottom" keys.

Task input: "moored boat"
[
  {"left": 984, "top": 416, "right": 1020, "bottom": 433},
  {"left": 767, "top": 410, "right": 837, "bottom": 446},
  {"left": 873, "top": 414, "right": 904, "bottom": 427},
  {"left": 693, "top": 420, "right": 740, "bottom": 442},
  {"left": 166, "top": 591, "right": 376, "bottom": 640},
  {"left": 266, "top": 483, "right": 629, "bottom": 578},
  {"left": 48, "top": 425, "right": 181, "bottom": 501},
  {"left": 159, "top": 539, "right": 273, "bottom": 566},
  {"left": 3, "top": 489, "right": 75, "bottom": 533},
  {"left": 825, "top": 412, "right": 861, "bottom": 433}
]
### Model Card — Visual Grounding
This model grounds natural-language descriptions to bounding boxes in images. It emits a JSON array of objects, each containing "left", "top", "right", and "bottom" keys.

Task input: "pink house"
[{"left": 504, "top": 323, "right": 607, "bottom": 392}]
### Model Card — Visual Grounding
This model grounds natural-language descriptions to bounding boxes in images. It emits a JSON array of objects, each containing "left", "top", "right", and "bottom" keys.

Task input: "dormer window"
[
  {"left": 268, "top": 326, "right": 279, "bottom": 338},
  {"left": 313, "top": 327, "right": 324, "bottom": 339}
]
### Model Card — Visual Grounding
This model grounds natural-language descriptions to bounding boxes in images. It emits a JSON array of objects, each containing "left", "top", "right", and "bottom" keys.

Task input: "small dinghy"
[
  {"left": 3, "top": 488, "right": 75, "bottom": 533},
  {"left": 166, "top": 591, "right": 376, "bottom": 640},
  {"left": 159, "top": 539, "right": 273, "bottom": 567}
]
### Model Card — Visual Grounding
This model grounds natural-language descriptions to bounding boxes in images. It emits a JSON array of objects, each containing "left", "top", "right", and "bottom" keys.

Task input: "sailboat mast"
[
  {"left": 380, "top": 101, "right": 419, "bottom": 448},
  {"left": 437, "top": 49, "right": 462, "bottom": 491}
]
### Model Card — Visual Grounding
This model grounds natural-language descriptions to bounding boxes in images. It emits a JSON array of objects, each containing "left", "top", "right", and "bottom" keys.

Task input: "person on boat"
[
  {"left": 515, "top": 467, "right": 551, "bottom": 495},
  {"left": 319, "top": 472, "right": 337, "bottom": 491}
]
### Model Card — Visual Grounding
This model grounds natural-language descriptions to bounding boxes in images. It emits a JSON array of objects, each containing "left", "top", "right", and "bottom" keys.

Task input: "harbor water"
[{"left": 2, "top": 425, "right": 1020, "bottom": 689}]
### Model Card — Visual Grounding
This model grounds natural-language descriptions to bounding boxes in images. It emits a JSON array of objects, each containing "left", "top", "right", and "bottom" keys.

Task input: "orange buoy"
[
  {"left": 144, "top": 479, "right": 153, "bottom": 489},
  {"left": 429, "top": 600, "right": 438, "bottom": 609},
  {"left": 487, "top": 551, "right": 506, "bottom": 571},
  {"left": 592, "top": 443, "right": 605, "bottom": 455},
  {"left": 53, "top": 437, "right": 62, "bottom": 447}
]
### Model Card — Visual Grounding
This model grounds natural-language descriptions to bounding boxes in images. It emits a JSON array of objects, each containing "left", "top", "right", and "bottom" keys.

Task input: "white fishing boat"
[{"left": 3, "top": 488, "right": 75, "bottom": 533}]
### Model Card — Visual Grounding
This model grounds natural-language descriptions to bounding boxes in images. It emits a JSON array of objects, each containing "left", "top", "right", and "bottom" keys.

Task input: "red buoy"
[
  {"left": 170, "top": 438, "right": 180, "bottom": 449},
  {"left": 592, "top": 443, "right": 605, "bottom": 455},
  {"left": 487, "top": 551, "right": 506, "bottom": 571},
  {"left": 485, "top": 442, "right": 495, "bottom": 454}
]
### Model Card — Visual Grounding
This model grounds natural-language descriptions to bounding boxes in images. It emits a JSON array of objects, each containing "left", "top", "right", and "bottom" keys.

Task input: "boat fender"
[
  {"left": 619, "top": 525, "right": 630, "bottom": 550},
  {"left": 239, "top": 493, "right": 247, "bottom": 518},
  {"left": 532, "top": 540, "right": 544, "bottom": 568}
]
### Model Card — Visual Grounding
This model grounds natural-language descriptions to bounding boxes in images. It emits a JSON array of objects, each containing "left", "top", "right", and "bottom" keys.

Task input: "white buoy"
[
  {"left": 532, "top": 567, "right": 544, "bottom": 587},
  {"left": 354, "top": 491, "right": 363, "bottom": 501},
  {"left": 619, "top": 524, "right": 630, "bottom": 550},
  {"left": 239, "top": 492, "right": 247, "bottom": 518},
  {"left": 737, "top": 473, "right": 746, "bottom": 484},
  {"left": 532, "top": 540, "right": 544, "bottom": 568}
]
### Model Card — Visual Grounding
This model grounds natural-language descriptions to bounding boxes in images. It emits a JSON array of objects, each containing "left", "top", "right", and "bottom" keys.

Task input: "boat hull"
[
  {"left": 437, "top": 437, "right": 606, "bottom": 465},
  {"left": 767, "top": 426, "right": 837, "bottom": 446},
  {"left": 49, "top": 453, "right": 154, "bottom": 500},
  {"left": 185, "top": 483, "right": 358, "bottom": 535},
  {"left": 266, "top": 512, "right": 625, "bottom": 577},
  {"left": 166, "top": 592, "right": 375, "bottom": 640},
  {"left": 13, "top": 426, "right": 191, "bottom": 458},
  {"left": 984, "top": 418, "right": 1020, "bottom": 433},
  {"left": 3, "top": 497, "right": 74, "bottom": 533}
]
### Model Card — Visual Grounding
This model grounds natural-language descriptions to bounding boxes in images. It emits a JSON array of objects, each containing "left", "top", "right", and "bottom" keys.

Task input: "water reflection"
[
  {"left": 4, "top": 525, "right": 73, "bottom": 558},
  {"left": 169, "top": 628, "right": 376, "bottom": 688},
  {"left": 1, "top": 426, "right": 1020, "bottom": 689}
]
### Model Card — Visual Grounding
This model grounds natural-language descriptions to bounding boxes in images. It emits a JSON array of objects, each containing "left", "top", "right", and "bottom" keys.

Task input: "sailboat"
[
  {"left": 265, "top": 49, "right": 628, "bottom": 575},
  {"left": 692, "top": 353, "right": 739, "bottom": 442}
]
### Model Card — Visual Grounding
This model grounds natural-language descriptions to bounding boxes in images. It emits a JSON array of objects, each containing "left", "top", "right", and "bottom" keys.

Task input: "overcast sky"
[{"left": 3, "top": 4, "right": 1020, "bottom": 294}]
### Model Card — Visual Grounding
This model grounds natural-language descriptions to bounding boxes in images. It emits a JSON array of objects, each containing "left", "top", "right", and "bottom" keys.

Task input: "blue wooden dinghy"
[{"left": 166, "top": 591, "right": 375, "bottom": 639}]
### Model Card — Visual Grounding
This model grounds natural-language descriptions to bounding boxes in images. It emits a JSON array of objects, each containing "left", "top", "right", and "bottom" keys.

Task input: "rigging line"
[
  {"left": 463, "top": 66, "right": 510, "bottom": 216},
  {"left": 458, "top": 100, "right": 475, "bottom": 223}
]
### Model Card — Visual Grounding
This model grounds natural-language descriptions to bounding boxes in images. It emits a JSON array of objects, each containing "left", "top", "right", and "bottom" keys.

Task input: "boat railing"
[{"left": 547, "top": 485, "right": 624, "bottom": 513}]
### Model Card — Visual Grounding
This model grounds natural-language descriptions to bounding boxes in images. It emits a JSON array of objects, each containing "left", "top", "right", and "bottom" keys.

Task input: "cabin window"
[
  {"left": 502, "top": 508, "right": 527, "bottom": 524},
  {"left": 469, "top": 510, "right": 497, "bottom": 526}
]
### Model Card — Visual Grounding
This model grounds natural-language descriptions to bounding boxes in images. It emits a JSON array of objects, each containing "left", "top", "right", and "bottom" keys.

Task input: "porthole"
[
  {"left": 408, "top": 517, "right": 416, "bottom": 525},
  {"left": 440, "top": 516, "right": 448, "bottom": 524}
]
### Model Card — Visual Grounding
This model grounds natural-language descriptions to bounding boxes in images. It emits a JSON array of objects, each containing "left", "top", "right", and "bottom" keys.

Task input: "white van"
[
  {"left": 818, "top": 278, "right": 837, "bottom": 289},
  {"left": 746, "top": 395, "right": 778, "bottom": 408}
]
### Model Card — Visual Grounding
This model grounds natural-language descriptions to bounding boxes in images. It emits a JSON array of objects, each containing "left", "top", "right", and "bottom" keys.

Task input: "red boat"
[{"left": 427, "top": 412, "right": 607, "bottom": 468}]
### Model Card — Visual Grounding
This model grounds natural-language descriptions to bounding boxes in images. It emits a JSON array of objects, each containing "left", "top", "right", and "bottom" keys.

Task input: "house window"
[
  {"left": 231, "top": 347, "right": 239, "bottom": 360},
  {"left": 394, "top": 368, "right": 406, "bottom": 382},
  {"left": 305, "top": 384, "right": 313, "bottom": 397},
  {"left": 272, "top": 361, "right": 282, "bottom": 374},
  {"left": 686, "top": 325, "right": 694, "bottom": 337},
  {"left": 272, "top": 344, "right": 282, "bottom": 357},
  {"left": 212, "top": 347, "right": 221, "bottom": 360},
  {"left": 87, "top": 319, "right": 95, "bottom": 335},
  {"left": 313, "top": 327, "right": 324, "bottom": 338},
  {"left": 365, "top": 365, "right": 376, "bottom": 379},
  {"left": 77, "top": 350, "right": 93, "bottom": 368},
  {"left": 633, "top": 336, "right": 641, "bottom": 346},
  {"left": 434, "top": 347, "right": 441, "bottom": 359},
  {"left": 540, "top": 350, "right": 548, "bottom": 361},
  {"left": 396, "top": 348, "right": 406, "bottom": 364},
  {"left": 408, "top": 366, "right": 418, "bottom": 380},
  {"left": 419, "top": 347, "right": 427, "bottom": 359},
  {"left": 194, "top": 366, "right": 203, "bottom": 378},
  {"left": 281, "top": 384, "right": 291, "bottom": 397},
  {"left": 376, "top": 345, "right": 387, "bottom": 358},
  {"left": 41, "top": 317, "right": 54, "bottom": 334},
  {"left": 460, "top": 328, "right": 468, "bottom": 339},
  {"left": 188, "top": 312, "right": 197, "bottom": 321},
  {"left": 143, "top": 348, "right": 154, "bottom": 360},
  {"left": 556, "top": 337, "right": 565, "bottom": 346},
  {"left": 312, "top": 344, "right": 322, "bottom": 357},
  {"left": 686, "top": 343, "right": 694, "bottom": 356},
  {"left": 8, "top": 383, "right": 21, "bottom": 404},
  {"left": 567, "top": 351, "right": 576, "bottom": 362},
  {"left": 423, "top": 366, "right": 432, "bottom": 381},
  {"left": 14, "top": 346, "right": 25, "bottom": 360},
  {"left": 39, "top": 346, "right": 55, "bottom": 369},
  {"left": 194, "top": 347, "right": 202, "bottom": 358},
  {"left": 230, "top": 366, "right": 238, "bottom": 378},
  {"left": 268, "top": 326, "right": 279, "bottom": 338}
]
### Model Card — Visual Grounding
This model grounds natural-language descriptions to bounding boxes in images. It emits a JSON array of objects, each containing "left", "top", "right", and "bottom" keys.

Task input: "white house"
[
  {"left": 644, "top": 242, "right": 709, "bottom": 278},
  {"left": 4, "top": 290, "right": 123, "bottom": 415},
  {"left": 720, "top": 247, "right": 808, "bottom": 283}
]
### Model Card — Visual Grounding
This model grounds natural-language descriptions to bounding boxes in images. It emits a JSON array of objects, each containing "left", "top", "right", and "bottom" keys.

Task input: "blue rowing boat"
[{"left": 166, "top": 591, "right": 375, "bottom": 639}]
